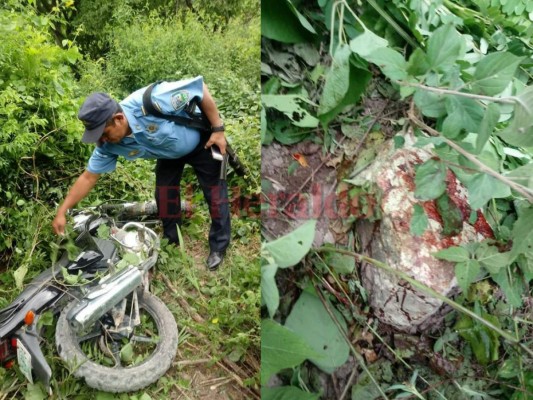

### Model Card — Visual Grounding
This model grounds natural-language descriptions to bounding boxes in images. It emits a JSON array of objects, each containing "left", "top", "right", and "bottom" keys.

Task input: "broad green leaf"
[
  {"left": 365, "top": 47, "right": 408, "bottom": 81},
  {"left": 498, "top": 359, "right": 520, "bottom": 379},
  {"left": 436, "top": 193, "right": 464, "bottom": 236},
  {"left": 287, "top": 1, "right": 317, "bottom": 34},
  {"left": 491, "top": 267, "right": 524, "bottom": 307},
  {"left": 410, "top": 204, "right": 428, "bottom": 236},
  {"left": 504, "top": 162, "right": 533, "bottom": 190},
  {"left": 413, "top": 89, "right": 447, "bottom": 118},
  {"left": 349, "top": 29, "right": 388, "bottom": 57},
  {"left": 263, "top": 220, "right": 317, "bottom": 268},
  {"left": 23, "top": 384, "right": 47, "bottom": 400},
  {"left": 323, "top": 250, "right": 356, "bottom": 274},
  {"left": 510, "top": 206, "right": 533, "bottom": 260},
  {"left": 434, "top": 246, "right": 471, "bottom": 262},
  {"left": 414, "top": 159, "right": 447, "bottom": 200},
  {"left": 406, "top": 48, "right": 430, "bottom": 76},
  {"left": 120, "top": 342, "right": 134, "bottom": 363},
  {"left": 261, "top": 319, "right": 320, "bottom": 385},
  {"left": 318, "top": 64, "right": 371, "bottom": 125},
  {"left": 473, "top": 52, "right": 523, "bottom": 95},
  {"left": 475, "top": 243, "right": 512, "bottom": 274},
  {"left": 455, "top": 260, "right": 481, "bottom": 292},
  {"left": 285, "top": 290, "right": 350, "bottom": 373},
  {"left": 13, "top": 264, "right": 28, "bottom": 289},
  {"left": 426, "top": 24, "right": 466, "bottom": 71},
  {"left": 262, "top": 386, "right": 321, "bottom": 400},
  {"left": 262, "top": 95, "right": 319, "bottom": 128},
  {"left": 442, "top": 96, "right": 484, "bottom": 138},
  {"left": 270, "top": 119, "right": 309, "bottom": 145},
  {"left": 455, "top": 313, "right": 500, "bottom": 365},
  {"left": 261, "top": 0, "right": 315, "bottom": 43},
  {"left": 499, "top": 86, "right": 533, "bottom": 147},
  {"left": 476, "top": 103, "right": 500, "bottom": 154},
  {"left": 262, "top": 263, "right": 280, "bottom": 318},
  {"left": 466, "top": 173, "right": 511, "bottom": 210},
  {"left": 318, "top": 44, "right": 351, "bottom": 116}
]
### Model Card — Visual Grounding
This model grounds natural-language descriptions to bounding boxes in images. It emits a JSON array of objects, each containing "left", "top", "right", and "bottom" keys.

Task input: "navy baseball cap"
[{"left": 78, "top": 92, "right": 119, "bottom": 143}]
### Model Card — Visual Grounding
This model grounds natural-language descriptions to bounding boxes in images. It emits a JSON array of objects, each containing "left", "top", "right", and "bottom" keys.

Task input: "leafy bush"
[{"left": 0, "top": 5, "right": 87, "bottom": 273}]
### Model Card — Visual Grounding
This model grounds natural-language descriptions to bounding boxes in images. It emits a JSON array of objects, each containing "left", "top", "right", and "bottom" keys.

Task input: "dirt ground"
[{"left": 160, "top": 242, "right": 260, "bottom": 400}]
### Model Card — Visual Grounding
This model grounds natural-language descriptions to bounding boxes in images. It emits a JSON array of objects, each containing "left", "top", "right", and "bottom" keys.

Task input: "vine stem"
[
  {"left": 315, "top": 247, "right": 533, "bottom": 359},
  {"left": 401, "top": 81, "right": 517, "bottom": 105},
  {"left": 407, "top": 103, "right": 533, "bottom": 202}
]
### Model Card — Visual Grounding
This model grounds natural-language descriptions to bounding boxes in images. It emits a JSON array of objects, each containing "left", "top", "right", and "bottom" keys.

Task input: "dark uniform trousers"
[{"left": 154, "top": 139, "right": 231, "bottom": 253}]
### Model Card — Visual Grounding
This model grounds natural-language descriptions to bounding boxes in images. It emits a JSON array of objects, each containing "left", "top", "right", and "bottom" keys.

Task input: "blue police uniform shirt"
[{"left": 87, "top": 76, "right": 204, "bottom": 174}]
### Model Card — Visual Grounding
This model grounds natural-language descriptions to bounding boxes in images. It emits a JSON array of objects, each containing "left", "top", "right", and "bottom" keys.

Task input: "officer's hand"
[
  {"left": 205, "top": 132, "right": 227, "bottom": 154},
  {"left": 52, "top": 213, "right": 66, "bottom": 236}
]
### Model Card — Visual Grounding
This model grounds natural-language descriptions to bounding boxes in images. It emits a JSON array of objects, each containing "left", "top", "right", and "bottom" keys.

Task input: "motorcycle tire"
[{"left": 55, "top": 291, "right": 178, "bottom": 392}]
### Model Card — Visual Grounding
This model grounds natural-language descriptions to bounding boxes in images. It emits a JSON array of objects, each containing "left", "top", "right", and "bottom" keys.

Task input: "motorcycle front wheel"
[{"left": 56, "top": 291, "right": 178, "bottom": 393}]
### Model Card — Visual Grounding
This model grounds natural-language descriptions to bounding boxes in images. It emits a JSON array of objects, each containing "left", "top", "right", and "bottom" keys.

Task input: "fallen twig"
[{"left": 160, "top": 273, "right": 206, "bottom": 323}]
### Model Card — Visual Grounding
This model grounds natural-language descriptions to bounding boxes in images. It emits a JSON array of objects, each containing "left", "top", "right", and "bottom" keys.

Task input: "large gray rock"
[{"left": 353, "top": 133, "right": 493, "bottom": 332}]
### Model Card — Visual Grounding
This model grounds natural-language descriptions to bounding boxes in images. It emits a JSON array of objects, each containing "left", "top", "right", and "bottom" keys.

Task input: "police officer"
[{"left": 52, "top": 76, "right": 230, "bottom": 270}]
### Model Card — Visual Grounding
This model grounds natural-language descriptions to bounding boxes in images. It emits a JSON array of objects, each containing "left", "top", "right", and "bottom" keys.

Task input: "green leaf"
[
  {"left": 23, "top": 384, "right": 47, "bottom": 400},
  {"left": 414, "top": 159, "right": 447, "bottom": 200},
  {"left": 455, "top": 312, "right": 501, "bottom": 365},
  {"left": 261, "top": 319, "right": 320, "bottom": 385},
  {"left": 262, "top": 263, "right": 280, "bottom": 318},
  {"left": 510, "top": 207, "right": 533, "bottom": 261},
  {"left": 504, "top": 162, "right": 533, "bottom": 190},
  {"left": 365, "top": 47, "right": 408, "bottom": 81},
  {"left": 261, "top": 0, "right": 315, "bottom": 43},
  {"left": 262, "top": 95, "right": 319, "bottom": 128},
  {"left": 442, "top": 96, "right": 485, "bottom": 138},
  {"left": 499, "top": 86, "right": 533, "bottom": 147},
  {"left": 475, "top": 243, "right": 512, "bottom": 274},
  {"left": 318, "top": 63, "right": 371, "bottom": 125},
  {"left": 498, "top": 358, "right": 520, "bottom": 379},
  {"left": 323, "top": 250, "right": 356, "bottom": 274},
  {"left": 318, "top": 44, "right": 351, "bottom": 116},
  {"left": 473, "top": 52, "right": 523, "bottom": 95},
  {"left": 426, "top": 24, "right": 466, "bottom": 71},
  {"left": 13, "top": 264, "right": 28, "bottom": 289},
  {"left": 262, "top": 386, "right": 321, "bottom": 400},
  {"left": 455, "top": 260, "right": 481, "bottom": 292},
  {"left": 476, "top": 103, "right": 500, "bottom": 154},
  {"left": 349, "top": 29, "right": 388, "bottom": 58},
  {"left": 120, "top": 342, "right": 134, "bottom": 363},
  {"left": 285, "top": 290, "right": 350, "bottom": 373},
  {"left": 436, "top": 193, "right": 464, "bottom": 236},
  {"left": 96, "top": 224, "right": 110, "bottom": 239},
  {"left": 406, "top": 48, "right": 430, "bottom": 76},
  {"left": 413, "top": 89, "right": 447, "bottom": 118},
  {"left": 491, "top": 267, "right": 524, "bottom": 307},
  {"left": 410, "top": 204, "right": 428, "bottom": 236},
  {"left": 263, "top": 220, "right": 317, "bottom": 268},
  {"left": 434, "top": 246, "right": 471, "bottom": 262},
  {"left": 466, "top": 173, "right": 511, "bottom": 210}
]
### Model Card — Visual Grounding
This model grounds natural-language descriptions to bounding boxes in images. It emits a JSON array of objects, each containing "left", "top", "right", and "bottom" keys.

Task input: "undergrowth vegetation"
[
  {"left": 262, "top": 0, "right": 532, "bottom": 399},
  {"left": 0, "top": 0, "right": 260, "bottom": 398}
]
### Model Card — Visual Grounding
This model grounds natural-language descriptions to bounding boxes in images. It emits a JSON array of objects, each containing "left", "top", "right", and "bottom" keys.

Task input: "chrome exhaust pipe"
[{"left": 66, "top": 266, "right": 142, "bottom": 333}]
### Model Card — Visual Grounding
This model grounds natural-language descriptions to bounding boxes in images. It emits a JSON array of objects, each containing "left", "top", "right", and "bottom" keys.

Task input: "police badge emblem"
[{"left": 171, "top": 90, "right": 189, "bottom": 111}]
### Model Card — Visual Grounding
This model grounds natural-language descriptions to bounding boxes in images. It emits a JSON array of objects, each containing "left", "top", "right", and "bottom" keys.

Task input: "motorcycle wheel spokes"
[{"left": 77, "top": 305, "right": 160, "bottom": 368}]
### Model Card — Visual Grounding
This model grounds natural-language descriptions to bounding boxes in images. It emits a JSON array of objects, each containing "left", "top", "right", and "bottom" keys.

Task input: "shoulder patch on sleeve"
[{"left": 171, "top": 90, "right": 190, "bottom": 111}]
